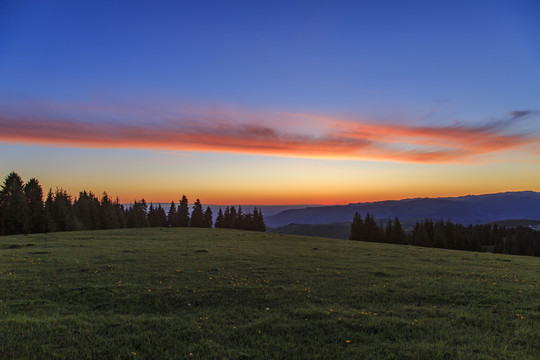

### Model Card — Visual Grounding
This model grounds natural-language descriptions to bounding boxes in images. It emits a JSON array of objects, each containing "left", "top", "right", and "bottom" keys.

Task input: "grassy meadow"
[{"left": 0, "top": 228, "right": 539, "bottom": 359}]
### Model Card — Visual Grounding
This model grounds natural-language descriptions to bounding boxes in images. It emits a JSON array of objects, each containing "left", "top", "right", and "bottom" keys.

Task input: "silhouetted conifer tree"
[
  {"left": 126, "top": 199, "right": 149, "bottom": 228},
  {"left": 167, "top": 201, "right": 178, "bottom": 227},
  {"left": 148, "top": 204, "right": 167, "bottom": 227},
  {"left": 229, "top": 206, "right": 238, "bottom": 229},
  {"left": 45, "top": 188, "right": 78, "bottom": 232},
  {"left": 74, "top": 191, "right": 102, "bottom": 230},
  {"left": 237, "top": 206, "right": 244, "bottom": 229},
  {"left": 433, "top": 220, "right": 448, "bottom": 248},
  {"left": 177, "top": 195, "right": 190, "bottom": 227},
  {"left": 215, "top": 208, "right": 224, "bottom": 228},
  {"left": 189, "top": 199, "right": 204, "bottom": 227},
  {"left": 203, "top": 206, "right": 213, "bottom": 228},
  {"left": 253, "top": 207, "right": 266, "bottom": 232},
  {"left": 349, "top": 212, "right": 363, "bottom": 240},
  {"left": 100, "top": 192, "right": 120, "bottom": 229},
  {"left": 223, "top": 206, "right": 231, "bottom": 228},
  {"left": 0, "top": 172, "right": 30, "bottom": 235},
  {"left": 384, "top": 219, "right": 393, "bottom": 243},
  {"left": 24, "top": 178, "right": 45, "bottom": 233},
  {"left": 114, "top": 197, "right": 127, "bottom": 228},
  {"left": 392, "top": 217, "right": 407, "bottom": 244},
  {"left": 411, "top": 221, "right": 429, "bottom": 247},
  {"left": 364, "top": 212, "right": 382, "bottom": 242}
]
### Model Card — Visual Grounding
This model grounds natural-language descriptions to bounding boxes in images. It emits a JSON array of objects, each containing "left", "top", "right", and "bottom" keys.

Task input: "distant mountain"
[{"left": 266, "top": 191, "right": 540, "bottom": 228}]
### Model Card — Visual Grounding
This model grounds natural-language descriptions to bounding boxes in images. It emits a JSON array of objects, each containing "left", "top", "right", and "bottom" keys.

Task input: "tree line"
[
  {"left": 0, "top": 172, "right": 265, "bottom": 236},
  {"left": 350, "top": 212, "right": 540, "bottom": 257}
]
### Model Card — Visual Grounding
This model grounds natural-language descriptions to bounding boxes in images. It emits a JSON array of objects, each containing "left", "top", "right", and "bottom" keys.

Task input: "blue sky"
[{"left": 1, "top": 0, "right": 539, "bottom": 204}]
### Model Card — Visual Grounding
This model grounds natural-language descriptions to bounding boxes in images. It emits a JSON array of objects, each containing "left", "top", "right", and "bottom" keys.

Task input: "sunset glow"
[{"left": 1, "top": 1, "right": 539, "bottom": 205}]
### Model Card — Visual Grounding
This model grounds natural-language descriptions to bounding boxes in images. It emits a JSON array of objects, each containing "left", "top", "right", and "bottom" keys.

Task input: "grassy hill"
[
  {"left": 1, "top": 228, "right": 539, "bottom": 359},
  {"left": 269, "top": 222, "right": 351, "bottom": 239}
]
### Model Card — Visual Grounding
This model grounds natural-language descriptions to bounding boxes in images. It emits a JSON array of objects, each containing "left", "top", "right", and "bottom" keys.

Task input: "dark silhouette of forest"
[
  {"left": 0, "top": 172, "right": 265, "bottom": 236},
  {"left": 350, "top": 212, "right": 540, "bottom": 257}
]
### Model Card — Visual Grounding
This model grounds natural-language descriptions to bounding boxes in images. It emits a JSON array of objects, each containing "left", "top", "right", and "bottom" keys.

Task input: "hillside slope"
[{"left": 1, "top": 228, "right": 539, "bottom": 359}]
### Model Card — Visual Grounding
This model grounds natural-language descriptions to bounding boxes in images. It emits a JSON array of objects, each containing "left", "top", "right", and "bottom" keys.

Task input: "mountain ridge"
[{"left": 267, "top": 191, "right": 540, "bottom": 228}]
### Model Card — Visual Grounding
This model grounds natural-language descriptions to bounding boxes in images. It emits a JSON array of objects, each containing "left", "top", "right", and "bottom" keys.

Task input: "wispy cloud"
[{"left": 0, "top": 98, "right": 538, "bottom": 163}]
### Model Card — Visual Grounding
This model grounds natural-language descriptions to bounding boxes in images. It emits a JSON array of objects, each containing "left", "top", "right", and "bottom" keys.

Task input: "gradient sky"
[{"left": 1, "top": 0, "right": 539, "bottom": 205}]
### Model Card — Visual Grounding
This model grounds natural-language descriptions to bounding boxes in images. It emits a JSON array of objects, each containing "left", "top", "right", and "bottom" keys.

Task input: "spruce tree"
[
  {"left": 363, "top": 213, "right": 382, "bottom": 242},
  {"left": 237, "top": 206, "right": 244, "bottom": 229},
  {"left": 100, "top": 192, "right": 119, "bottom": 229},
  {"left": 74, "top": 191, "right": 101, "bottom": 230},
  {"left": 167, "top": 201, "right": 178, "bottom": 227},
  {"left": 253, "top": 207, "right": 266, "bottom": 232},
  {"left": 47, "top": 188, "right": 78, "bottom": 232},
  {"left": 114, "top": 197, "right": 127, "bottom": 228},
  {"left": 214, "top": 208, "right": 224, "bottom": 228},
  {"left": 126, "top": 199, "right": 149, "bottom": 228},
  {"left": 177, "top": 195, "right": 190, "bottom": 227},
  {"left": 147, "top": 203, "right": 157, "bottom": 227},
  {"left": 155, "top": 204, "right": 168, "bottom": 227},
  {"left": 392, "top": 217, "right": 407, "bottom": 244},
  {"left": 0, "top": 172, "right": 30, "bottom": 235},
  {"left": 433, "top": 220, "right": 448, "bottom": 248},
  {"left": 44, "top": 189, "right": 57, "bottom": 232},
  {"left": 24, "top": 178, "right": 45, "bottom": 233},
  {"left": 349, "top": 212, "right": 363, "bottom": 240},
  {"left": 229, "top": 206, "right": 238, "bottom": 229},
  {"left": 189, "top": 199, "right": 204, "bottom": 227},
  {"left": 223, "top": 206, "right": 231, "bottom": 228},
  {"left": 203, "top": 206, "right": 213, "bottom": 228},
  {"left": 384, "top": 219, "right": 393, "bottom": 243}
]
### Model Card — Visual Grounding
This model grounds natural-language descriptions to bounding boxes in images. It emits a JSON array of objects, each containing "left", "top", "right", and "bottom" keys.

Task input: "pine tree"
[
  {"left": 100, "top": 192, "right": 119, "bottom": 229},
  {"left": 349, "top": 212, "right": 363, "bottom": 240},
  {"left": 214, "top": 208, "right": 224, "bottom": 228},
  {"left": 74, "top": 191, "right": 101, "bottom": 230},
  {"left": 229, "top": 206, "right": 238, "bottom": 229},
  {"left": 46, "top": 188, "right": 78, "bottom": 232},
  {"left": 253, "top": 207, "right": 266, "bottom": 232},
  {"left": 433, "top": 220, "right": 448, "bottom": 248},
  {"left": 177, "top": 195, "right": 190, "bottom": 227},
  {"left": 384, "top": 218, "right": 393, "bottom": 243},
  {"left": 126, "top": 199, "right": 149, "bottom": 228},
  {"left": 363, "top": 212, "right": 382, "bottom": 242},
  {"left": 167, "top": 201, "right": 178, "bottom": 227},
  {"left": 147, "top": 203, "right": 157, "bottom": 227},
  {"left": 44, "top": 189, "right": 57, "bottom": 232},
  {"left": 24, "top": 178, "right": 45, "bottom": 233},
  {"left": 0, "top": 172, "right": 30, "bottom": 235},
  {"left": 237, "top": 205, "right": 244, "bottom": 229},
  {"left": 189, "top": 199, "right": 204, "bottom": 227},
  {"left": 155, "top": 204, "right": 168, "bottom": 227},
  {"left": 392, "top": 217, "right": 407, "bottom": 244},
  {"left": 411, "top": 221, "right": 429, "bottom": 247},
  {"left": 203, "top": 206, "right": 213, "bottom": 228},
  {"left": 223, "top": 206, "right": 231, "bottom": 228},
  {"left": 114, "top": 197, "right": 127, "bottom": 228}
]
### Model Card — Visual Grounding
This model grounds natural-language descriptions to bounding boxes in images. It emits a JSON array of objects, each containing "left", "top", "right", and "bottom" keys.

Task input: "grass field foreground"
[{"left": 1, "top": 228, "right": 539, "bottom": 359}]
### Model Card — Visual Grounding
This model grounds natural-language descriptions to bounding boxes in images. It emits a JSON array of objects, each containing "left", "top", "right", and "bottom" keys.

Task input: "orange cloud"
[{"left": 0, "top": 100, "right": 537, "bottom": 164}]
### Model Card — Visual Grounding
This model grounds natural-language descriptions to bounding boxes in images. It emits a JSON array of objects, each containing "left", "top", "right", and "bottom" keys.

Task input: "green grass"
[
  {"left": 1, "top": 228, "right": 539, "bottom": 359},
  {"left": 269, "top": 222, "right": 351, "bottom": 239}
]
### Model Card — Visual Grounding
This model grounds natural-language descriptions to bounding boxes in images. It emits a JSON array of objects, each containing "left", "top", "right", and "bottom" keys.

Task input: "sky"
[{"left": 1, "top": 0, "right": 539, "bottom": 205}]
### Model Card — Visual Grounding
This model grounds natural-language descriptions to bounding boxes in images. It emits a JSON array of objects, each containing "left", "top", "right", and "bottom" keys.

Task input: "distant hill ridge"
[{"left": 266, "top": 191, "right": 540, "bottom": 228}]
